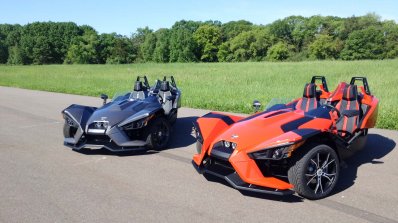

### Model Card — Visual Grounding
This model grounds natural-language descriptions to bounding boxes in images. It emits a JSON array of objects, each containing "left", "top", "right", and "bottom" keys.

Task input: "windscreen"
[{"left": 265, "top": 98, "right": 293, "bottom": 111}]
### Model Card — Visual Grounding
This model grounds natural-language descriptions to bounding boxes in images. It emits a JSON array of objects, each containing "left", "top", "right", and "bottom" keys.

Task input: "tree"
[
  {"left": 32, "top": 36, "right": 52, "bottom": 64},
  {"left": 193, "top": 24, "right": 222, "bottom": 62},
  {"left": 221, "top": 20, "right": 252, "bottom": 41},
  {"left": 383, "top": 20, "right": 398, "bottom": 58},
  {"left": 64, "top": 32, "right": 99, "bottom": 64},
  {"left": 269, "top": 19, "right": 294, "bottom": 44},
  {"left": 0, "top": 14, "right": 397, "bottom": 64},
  {"left": 19, "top": 22, "right": 81, "bottom": 64},
  {"left": 153, "top": 29, "right": 170, "bottom": 63},
  {"left": 266, "top": 42, "right": 291, "bottom": 61},
  {"left": 140, "top": 32, "right": 157, "bottom": 62},
  {"left": 132, "top": 27, "right": 153, "bottom": 62},
  {"left": 169, "top": 28, "right": 197, "bottom": 62},
  {"left": 228, "top": 31, "right": 256, "bottom": 61},
  {"left": 7, "top": 45, "right": 24, "bottom": 65},
  {"left": 340, "top": 26, "right": 385, "bottom": 60},
  {"left": 97, "top": 33, "right": 117, "bottom": 63},
  {"left": 219, "top": 28, "right": 272, "bottom": 62},
  {"left": 0, "top": 40, "right": 7, "bottom": 63},
  {"left": 217, "top": 42, "right": 232, "bottom": 62},
  {"left": 0, "top": 24, "right": 23, "bottom": 63},
  {"left": 249, "top": 28, "right": 273, "bottom": 61},
  {"left": 309, "top": 34, "right": 338, "bottom": 59},
  {"left": 106, "top": 37, "right": 135, "bottom": 64},
  {"left": 168, "top": 20, "right": 202, "bottom": 62}
]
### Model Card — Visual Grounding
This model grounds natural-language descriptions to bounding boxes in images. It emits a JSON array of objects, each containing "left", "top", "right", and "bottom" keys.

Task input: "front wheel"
[
  {"left": 145, "top": 117, "right": 171, "bottom": 151},
  {"left": 168, "top": 109, "right": 178, "bottom": 126},
  {"left": 63, "top": 121, "right": 77, "bottom": 138},
  {"left": 288, "top": 144, "right": 340, "bottom": 200}
]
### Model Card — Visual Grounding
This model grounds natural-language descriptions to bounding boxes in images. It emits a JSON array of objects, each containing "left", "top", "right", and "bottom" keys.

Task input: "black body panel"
[{"left": 192, "top": 161, "right": 294, "bottom": 196}]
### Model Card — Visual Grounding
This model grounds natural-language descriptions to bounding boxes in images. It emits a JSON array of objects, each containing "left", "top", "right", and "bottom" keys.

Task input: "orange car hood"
[{"left": 212, "top": 110, "right": 306, "bottom": 153}]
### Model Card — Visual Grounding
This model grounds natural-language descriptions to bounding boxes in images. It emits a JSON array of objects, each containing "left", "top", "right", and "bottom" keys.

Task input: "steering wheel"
[{"left": 323, "top": 104, "right": 341, "bottom": 118}]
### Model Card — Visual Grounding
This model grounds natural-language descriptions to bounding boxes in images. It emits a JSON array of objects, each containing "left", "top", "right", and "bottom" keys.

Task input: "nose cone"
[
  {"left": 216, "top": 110, "right": 303, "bottom": 151},
  {"left": 87, "top": 99, "right": 160, "bottom": 127}
]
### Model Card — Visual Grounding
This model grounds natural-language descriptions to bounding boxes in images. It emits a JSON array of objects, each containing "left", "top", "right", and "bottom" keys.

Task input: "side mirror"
[
  {"left": 100, "top": 94, "right": 108, "bottom": 105},
  {"left": 253, "top": 100, "right": 261, "bottom": 112}
]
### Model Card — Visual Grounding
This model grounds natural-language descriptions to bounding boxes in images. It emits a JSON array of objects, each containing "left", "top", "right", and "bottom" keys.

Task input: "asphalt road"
[{"left": 0, "top": 86, "right": 397, "bottom": 223}]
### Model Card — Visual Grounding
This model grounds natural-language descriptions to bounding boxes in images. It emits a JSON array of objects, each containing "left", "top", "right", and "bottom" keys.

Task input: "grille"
[
  {"left": 85, "top": 134, "right": 111, "bottom": 144},
  {"left": 88, "top": 121, "right": 108, "bottom": 130},
  {"left": 210, "top": 141, "right": 234, "bottom": 161}
]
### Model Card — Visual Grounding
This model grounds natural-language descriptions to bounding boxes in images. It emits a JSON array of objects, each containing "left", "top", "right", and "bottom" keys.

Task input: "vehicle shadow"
[
  {"left": 74, "top": 116, "right": 198, "bottom": 157},
  {"left": 333, "top": 133, "right": 396, "bottom": 194},
  {"left": 168, "top": 116, "right": 198, "bottom": 149}
]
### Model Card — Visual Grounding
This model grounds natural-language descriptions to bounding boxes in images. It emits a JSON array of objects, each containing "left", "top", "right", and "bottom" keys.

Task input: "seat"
[
  {"left": 159, "top": 81, "right": 173, "bottom": 115},
  {"left": 335, "top": 84, "right": 360, "bottom": 137},
  {"left": 130, "top": 81, "right": 147, "bottom": 100},
  {"left": 295, "top": 83, "right": 319, "bottom": 112}
]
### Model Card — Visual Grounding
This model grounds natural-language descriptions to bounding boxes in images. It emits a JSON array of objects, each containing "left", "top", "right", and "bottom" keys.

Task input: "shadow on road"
[
  {"left": 169, "top": 116, "right": 198, "bottom": 148},
  {"left": 334, "top": 133, "right": 396, "bottom": 194},
  {"left": 74, "top": 116, "right": 198, "bottom": 157}
]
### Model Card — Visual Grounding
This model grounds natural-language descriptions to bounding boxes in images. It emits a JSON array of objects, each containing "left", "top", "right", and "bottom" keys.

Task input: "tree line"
[{"left": 0, "top": 13, "right": 397, "bottom": 65}]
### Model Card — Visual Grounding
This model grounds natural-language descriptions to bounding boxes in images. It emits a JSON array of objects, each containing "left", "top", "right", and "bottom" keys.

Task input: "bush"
[{"left": 266, "top": 42, "right": 291, "bottom": 61}]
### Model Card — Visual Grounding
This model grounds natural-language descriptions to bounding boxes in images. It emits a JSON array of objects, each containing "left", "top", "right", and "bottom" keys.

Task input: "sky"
[{"left": 1, "top": 0, "right": 397, "bottom": 36}]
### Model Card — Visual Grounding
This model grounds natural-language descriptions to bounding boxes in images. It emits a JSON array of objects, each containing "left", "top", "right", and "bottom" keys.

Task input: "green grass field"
[{"left": 0, "top": 60, "right": 397, "bottom": 130}]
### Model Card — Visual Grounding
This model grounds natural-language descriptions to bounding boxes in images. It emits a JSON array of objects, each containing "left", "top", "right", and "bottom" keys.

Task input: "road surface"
[{"left": 0, "top": 87, "right": 397, "bottom": 223}]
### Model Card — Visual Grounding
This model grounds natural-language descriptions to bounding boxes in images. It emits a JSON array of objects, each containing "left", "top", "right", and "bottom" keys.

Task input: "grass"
[{"left": 0, "top": 60, "right": 397, "bottom": 130}]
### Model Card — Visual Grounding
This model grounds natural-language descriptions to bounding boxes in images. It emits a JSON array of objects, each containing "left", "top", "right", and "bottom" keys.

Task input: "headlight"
[
  {"left": 121, "top": 116, "right": 152, "bottom": 130},
  {"left": 64, "top": 115, "right": 77, "bottom": 127},
  {"left": 223, "top": 140, "right": 237, "bottom": 150},
  {"left": 193, "top": 122, "right": 203, "bottom": 144},
  {"left": 95, "top": 121, "right": 108, "bottom": 129},
  {"left": 248, "top": 142, "right": 304, "bottom": 160}
]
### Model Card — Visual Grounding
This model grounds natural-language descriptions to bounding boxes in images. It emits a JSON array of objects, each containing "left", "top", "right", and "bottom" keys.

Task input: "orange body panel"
[
  {"left": 193, "top": 112, "right": 244, "bottom": 166},
  {"left": 318, "top": 84, "right": 331, "bottom": 99},
  {"left": 213, "top": 111, "right": 304, "bottom": 152},
  {"left": 229, "top": 151, "right": 293, "bottom": 190},
  {"left": 327, "top": 82, "right": 348, "bottom": 103},
  {"left": 361, "top": 97, "right": 379, "bottom": 128}
]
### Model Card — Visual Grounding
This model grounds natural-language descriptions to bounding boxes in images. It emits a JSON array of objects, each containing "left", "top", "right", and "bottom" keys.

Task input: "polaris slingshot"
[
  {"left": 192, "top": 76, "right": 378, "bottom": 199},
  {"left": 62, "top": 76, "right": 181, "bottom": 152}
]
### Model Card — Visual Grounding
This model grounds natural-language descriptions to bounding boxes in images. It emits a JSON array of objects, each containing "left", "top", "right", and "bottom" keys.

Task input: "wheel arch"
[{"left": 293, "top": 132, "right": 341, "bottom": 161}]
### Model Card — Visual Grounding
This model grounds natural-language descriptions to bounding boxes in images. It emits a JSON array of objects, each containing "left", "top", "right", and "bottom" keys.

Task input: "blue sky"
[{"left": 1, "top": 0, "right": 397, "bottom": 36}]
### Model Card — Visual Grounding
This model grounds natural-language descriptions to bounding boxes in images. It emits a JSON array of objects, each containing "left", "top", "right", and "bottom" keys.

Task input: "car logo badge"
[{"left": 231, "top": 134, "right": 239, "bottom": 139}]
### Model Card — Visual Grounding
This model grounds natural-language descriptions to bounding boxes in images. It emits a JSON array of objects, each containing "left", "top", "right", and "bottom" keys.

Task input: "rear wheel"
[
  {"left": 288, "top": 144, "right": 339, "bottom": 199},
  {"left": 146, "top": 117, "right": 171, "bottom": 150}
]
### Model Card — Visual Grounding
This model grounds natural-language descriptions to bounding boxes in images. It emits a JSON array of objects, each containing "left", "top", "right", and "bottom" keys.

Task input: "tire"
[
  {"left": 168, "top": 109, "right": 178, "bottom": 126},
  {"left": 63, "top": 121, "right": 76, "bottom": 138},
  {"left": 146, "top": 116, "right": 171, "bottom": 150},
  {"left": 288, "top": 143, "right": 340, "bottom": 200}
]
